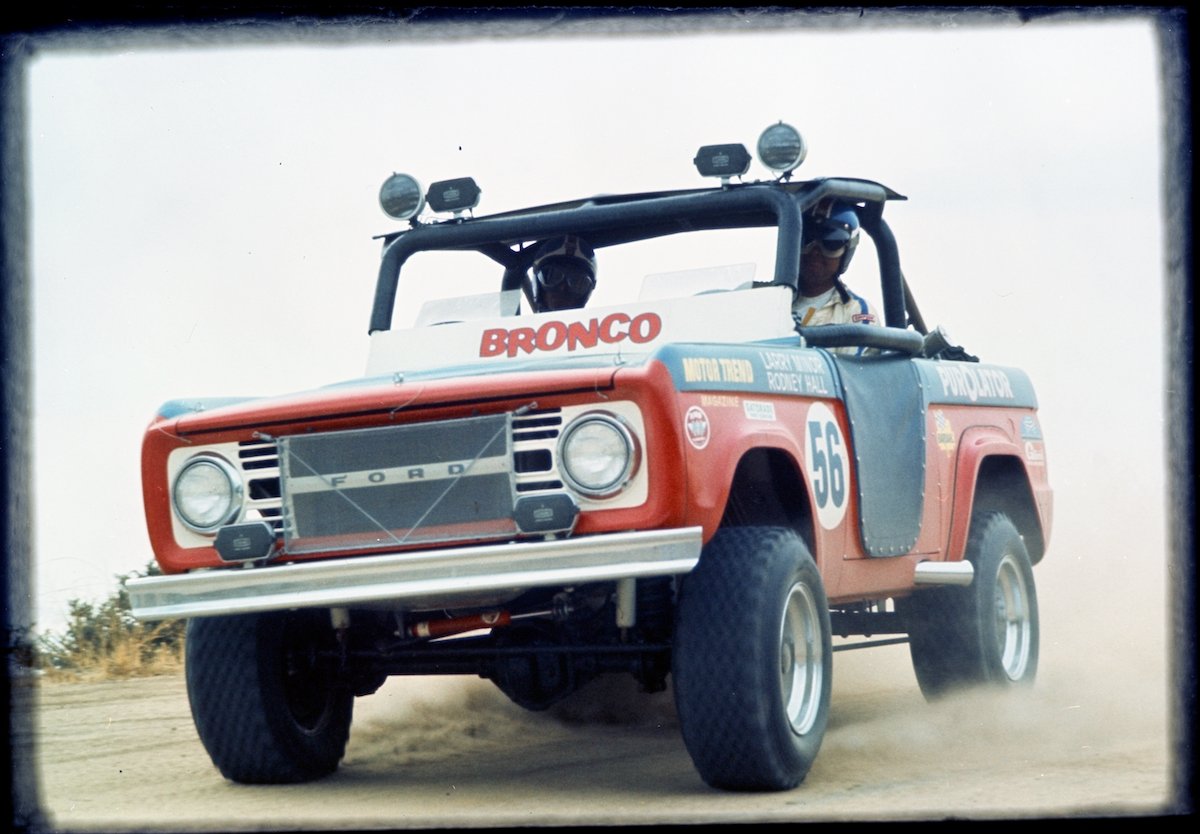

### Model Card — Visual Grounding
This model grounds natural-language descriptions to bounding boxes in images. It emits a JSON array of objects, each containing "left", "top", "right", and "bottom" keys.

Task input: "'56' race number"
[{"left": 804, "top": 401, "right": 848, "bottom": 530}]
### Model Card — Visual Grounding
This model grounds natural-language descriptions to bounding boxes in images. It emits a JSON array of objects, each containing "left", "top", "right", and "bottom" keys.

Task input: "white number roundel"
[{"left": 804, "top": 402, "right": 848, "bottom": 530}]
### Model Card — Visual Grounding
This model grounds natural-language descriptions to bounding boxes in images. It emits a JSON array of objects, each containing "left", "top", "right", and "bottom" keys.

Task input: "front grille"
[
  {"left": 237, "top": 439, "right": 283, "bottom": 533},
  {"left": 512, "top": 409, "right": 564, "bottom": 492},
  {"left": 280, "top": 414, "right": 515, "bottom": 554},
  {"left": 235, "top": 408, "right": 569, "bottom": 552}
]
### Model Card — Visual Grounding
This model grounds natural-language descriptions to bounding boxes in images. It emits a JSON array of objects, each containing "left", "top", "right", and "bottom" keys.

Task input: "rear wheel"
[
  {"left": 185, "top": 609, "right": 354, "bottom": 784},
  {"left": 672, "top": 527, "right": 832, "bottom": 791},
  {"left": 902, "top": 511, "right": 1039, "bottom": 699}
]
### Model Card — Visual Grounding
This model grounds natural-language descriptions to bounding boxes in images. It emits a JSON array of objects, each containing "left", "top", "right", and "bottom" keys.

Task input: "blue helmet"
[{"left": 802, "top": 202, "right": 860, "bottom": 276}]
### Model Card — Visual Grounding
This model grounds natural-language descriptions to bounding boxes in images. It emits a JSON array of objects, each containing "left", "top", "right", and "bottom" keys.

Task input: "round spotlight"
[
  {"left": 757, "top": 122, "right": 807, "bottom": 174},
  {"left": 379, "top": 173, "right": 425, "bottom": 221}
]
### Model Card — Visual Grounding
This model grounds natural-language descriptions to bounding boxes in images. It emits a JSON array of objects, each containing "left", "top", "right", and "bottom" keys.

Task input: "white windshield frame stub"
[
  {"left": 638, "top": 263, "right": 758, "bottom": 300},
  {"left": 414, "top": 290, "right": 522, "bottom": 327}
]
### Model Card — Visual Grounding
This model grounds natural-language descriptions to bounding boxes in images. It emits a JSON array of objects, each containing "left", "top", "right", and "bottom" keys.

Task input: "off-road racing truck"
[{"left": 127, "top": 122, "right": 1052, "bottom": 792}]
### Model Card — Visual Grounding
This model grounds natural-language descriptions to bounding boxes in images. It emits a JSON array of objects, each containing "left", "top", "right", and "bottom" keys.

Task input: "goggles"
[
  {"left": 802, "top": 237, "right": 848, "bottom": 259},
  {"left": 538, "top": 259, "right": 595, "bottom": 296}
]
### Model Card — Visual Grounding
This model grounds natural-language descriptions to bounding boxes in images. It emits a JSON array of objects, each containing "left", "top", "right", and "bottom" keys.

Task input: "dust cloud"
[
  {"left": 347, "top": 672, "right": 682, "bottom": 773},
  {"left": 345, "top": 507, "right": 1174, "bottom": 816}
]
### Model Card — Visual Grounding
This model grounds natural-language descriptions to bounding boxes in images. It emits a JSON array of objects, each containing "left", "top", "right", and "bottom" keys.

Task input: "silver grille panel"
[{"left": 279, "top": 413, "right": 516, "bottom": 554}]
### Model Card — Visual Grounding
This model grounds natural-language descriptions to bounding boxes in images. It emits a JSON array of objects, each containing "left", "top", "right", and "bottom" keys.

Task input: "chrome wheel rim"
[
  {"left": 780, "top": 580, "right": 824, "bottom": 735},
  {"left": 994, "top": 552, "right": 1034, "bottom": 680}
]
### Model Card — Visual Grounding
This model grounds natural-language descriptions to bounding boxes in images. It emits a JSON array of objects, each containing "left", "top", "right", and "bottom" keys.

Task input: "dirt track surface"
[{"left": 30, "top": 612, "right": 1175, "bottom": 831}]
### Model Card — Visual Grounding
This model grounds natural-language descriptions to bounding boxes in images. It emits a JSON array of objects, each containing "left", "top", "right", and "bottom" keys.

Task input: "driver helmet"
[
  {"left": 802, "top": 200, "right": 860, "bottom": 276},
  {"left": 531, "top": 235, "right": 597, "bottom": 311}
]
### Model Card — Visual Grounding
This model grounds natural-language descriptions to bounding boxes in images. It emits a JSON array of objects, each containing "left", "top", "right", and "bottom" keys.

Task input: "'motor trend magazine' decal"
[{"left": 661, "top": 344, "right": 839, "bottom": 399}]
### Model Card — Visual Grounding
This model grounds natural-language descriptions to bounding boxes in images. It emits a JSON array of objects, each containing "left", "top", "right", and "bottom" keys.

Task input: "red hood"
[{"left": 169, "top": 363, "right": 623, "bottom": 437}]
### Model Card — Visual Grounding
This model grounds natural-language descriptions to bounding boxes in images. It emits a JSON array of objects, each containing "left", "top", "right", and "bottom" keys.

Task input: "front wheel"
[
  {"left": 185, "top": 609, "right": 354, "bottom": 784},
  {"left": 672, "top": 527, "right": 832, "bottom": 791},
  {"left": 901, "top": 511, "right": 1040, "bottom": 700}
]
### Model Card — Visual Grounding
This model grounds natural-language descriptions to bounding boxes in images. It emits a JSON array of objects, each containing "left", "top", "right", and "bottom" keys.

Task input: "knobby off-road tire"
[
  {"left": 902, "top": 511, "right": 1040, "bottom": 700},
  {"left": 672, "top": 526, "right": 833, "bottom": 791},
  {"left": 185, "top": 609, "right": 354, "bottom": 784}
]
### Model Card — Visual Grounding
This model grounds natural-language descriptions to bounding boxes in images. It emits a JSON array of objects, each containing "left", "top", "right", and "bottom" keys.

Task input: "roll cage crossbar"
[{"left": 369, "top": 177, "right": 909, "bottom": 335}]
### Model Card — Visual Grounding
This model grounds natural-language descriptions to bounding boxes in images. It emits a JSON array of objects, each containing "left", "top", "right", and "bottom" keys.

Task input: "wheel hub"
[
  {"left": 994, "top": 553, "right": 1032, "bottom": 681},
  {"left": 780, "top": 581, "right": 823, "bottom": 736}
]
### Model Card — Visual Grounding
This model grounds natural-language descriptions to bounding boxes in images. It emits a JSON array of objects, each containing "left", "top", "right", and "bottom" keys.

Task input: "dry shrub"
[{"left": 35, "top": 561, "right": 185, "bottom": 681}]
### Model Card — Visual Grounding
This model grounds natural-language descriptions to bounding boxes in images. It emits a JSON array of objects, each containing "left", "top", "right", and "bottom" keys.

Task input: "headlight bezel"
[
  {"left": 557, "top": 412, "right": 641, "bottom": 499},
  {"left": 171, "top": 454, "right": 243, "bottom": 534}
]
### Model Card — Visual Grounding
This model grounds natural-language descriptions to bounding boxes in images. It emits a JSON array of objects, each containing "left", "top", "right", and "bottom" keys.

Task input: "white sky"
[{"left": 23, "top": 13, "right": 1168, "bottom": 633}]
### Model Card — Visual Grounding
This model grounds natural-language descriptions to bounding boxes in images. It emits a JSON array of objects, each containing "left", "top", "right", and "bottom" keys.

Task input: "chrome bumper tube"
[
  {"left": 127, "top": 527, "right": 703, "bottom": 621},
  {"left": 913, "top": 560, "right": 974, "bottom": 586}
]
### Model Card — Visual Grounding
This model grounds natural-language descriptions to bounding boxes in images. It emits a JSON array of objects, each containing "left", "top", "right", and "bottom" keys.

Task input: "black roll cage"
[{"left": 369, "top": 177, "right": 913, "bottom": 335}]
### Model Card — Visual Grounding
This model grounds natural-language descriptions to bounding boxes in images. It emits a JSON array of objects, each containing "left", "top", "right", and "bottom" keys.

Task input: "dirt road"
[
  {"left": 24, "top": 486, "right": 1180, "bottom": 829},
  {"left": 28, "top": 601, "right": 1175, "bottom": 830}
]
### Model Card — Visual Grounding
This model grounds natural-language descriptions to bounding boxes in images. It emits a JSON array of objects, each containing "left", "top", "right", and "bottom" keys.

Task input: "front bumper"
[{"left": 127, "top": 527, "right": 702, "bottom": 621}]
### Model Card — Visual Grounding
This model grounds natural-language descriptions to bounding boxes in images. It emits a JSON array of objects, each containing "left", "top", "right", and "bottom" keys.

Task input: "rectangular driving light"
[
  {"left": 426, "top": 177, "right": 481, "bottom": 214},
  {"left": 693, "top": 143, "right": 751, "bottom": 180}
]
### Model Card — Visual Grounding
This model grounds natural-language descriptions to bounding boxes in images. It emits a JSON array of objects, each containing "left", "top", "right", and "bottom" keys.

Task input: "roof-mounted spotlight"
[
  {"left": 379, "top": 173, "right": 425, "bottom": 222},
  {"left": 756, "top": 122, "right": 807, "bottom": 177},
  {"left": 693, "top": 143, "right": 751, "bottom": 184},
  {"left": 426, "top": 177, "right": 481, "bottom": 216}
]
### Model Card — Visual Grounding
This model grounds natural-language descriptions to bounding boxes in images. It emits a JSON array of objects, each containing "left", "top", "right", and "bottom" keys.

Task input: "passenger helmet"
[
  {"left": 802, "top": 201, "right": 860, "bottom": 276},
  {"left": 532, "top": 235, "right": 597, "bottom": 310}
]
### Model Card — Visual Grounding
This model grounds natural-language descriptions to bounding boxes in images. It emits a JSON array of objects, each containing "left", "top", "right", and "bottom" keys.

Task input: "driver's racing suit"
[{"left": 792, "top": 280, "right": 881, "bottom": 357}]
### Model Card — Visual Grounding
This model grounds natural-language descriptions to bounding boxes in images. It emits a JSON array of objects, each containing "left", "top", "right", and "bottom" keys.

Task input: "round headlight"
[
  {"left": 559, "top": 415, "right": 638, "bottom": 498},
  {"left": 379, "top": 173, "right": 425, "bottom": 221},
  {"left": 172, "top": 456, "right": 242, "bottom": 532},
  {"left": 757, "top": 122, "right": 807, "bottom": 174}
]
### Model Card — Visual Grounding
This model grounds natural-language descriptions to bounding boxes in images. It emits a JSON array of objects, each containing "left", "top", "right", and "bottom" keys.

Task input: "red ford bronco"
[{"left": 127, "top": 123, "right": 1052, "bottom": 791}]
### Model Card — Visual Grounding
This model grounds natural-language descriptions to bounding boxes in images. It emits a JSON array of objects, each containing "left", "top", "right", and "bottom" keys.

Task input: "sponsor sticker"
[
  {"left": 685, "top": 406, "right": 710, "bottom": 450},
  {"left": 1021, "top": 415, "right": 1043, "bottom": 439},
  {"left": 934, "top": 409, "right": 956, "bottom": 453},
  {"left": 934, "top": 364, "right": 1015, "bottom": 403},
  {"left": 743, "top": 400, "right": 776, "bottom": 422},
  {"left": 680, "top": 355, "right": 755, "bottom": 384}
]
